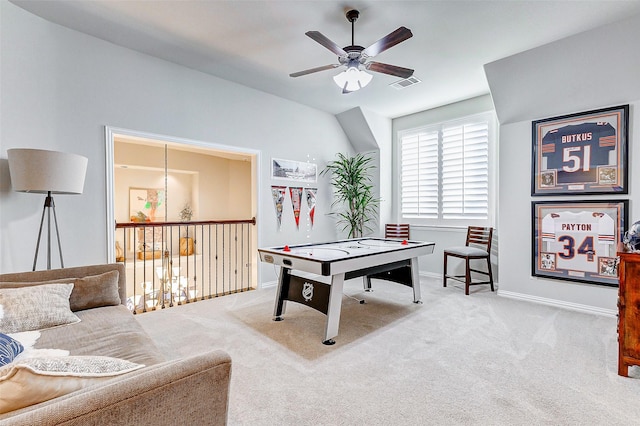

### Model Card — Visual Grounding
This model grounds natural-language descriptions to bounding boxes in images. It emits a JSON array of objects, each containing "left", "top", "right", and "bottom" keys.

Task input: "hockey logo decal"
[{"left": 302, "top": 282, "right": 314, "bottom": 302}]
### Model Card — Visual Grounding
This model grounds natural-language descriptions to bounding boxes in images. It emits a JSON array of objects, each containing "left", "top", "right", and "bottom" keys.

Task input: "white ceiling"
[{"left": 12, "top": 0, "right": 640, "bottom": 119}]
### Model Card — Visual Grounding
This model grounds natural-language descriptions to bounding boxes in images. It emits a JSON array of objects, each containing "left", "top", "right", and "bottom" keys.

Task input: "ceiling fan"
[{"left": 290, "top": 9, "right": 414, "bottom": 93}]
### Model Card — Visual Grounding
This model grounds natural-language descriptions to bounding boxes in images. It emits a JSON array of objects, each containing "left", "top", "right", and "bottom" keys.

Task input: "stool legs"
[
  {"left": 443, "top": 253, "right": 493, "bottom": 295},
  {"left": 487, "top": 257, "right": 494, "bottom": 292},
  {"left": 443, "top": 254, "right": 448, "bottom": 287},
  {"left": 465, "top": 258, "right": 471, "bottom": 295}
]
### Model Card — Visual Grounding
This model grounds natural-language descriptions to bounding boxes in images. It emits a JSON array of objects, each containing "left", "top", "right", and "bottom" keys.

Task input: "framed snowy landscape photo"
[
  {"left": 271, "top": 158, "right": 317, "bottom": 183},
  {"left": 532, "top": 200, "right": 628, "bottom": 286}
]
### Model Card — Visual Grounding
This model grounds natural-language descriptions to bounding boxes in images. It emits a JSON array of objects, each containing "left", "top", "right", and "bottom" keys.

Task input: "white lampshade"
[
  {"left": 7, "top": 148, "right": 88, "bottom": 194},
  {"left": 333, "top": 67, "right": 373, "bottom": 92}
]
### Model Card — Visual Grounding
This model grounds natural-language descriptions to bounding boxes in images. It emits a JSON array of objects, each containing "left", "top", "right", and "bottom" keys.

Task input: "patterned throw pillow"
[
  {"left": 0, "top": 355, "right": 145, "bottom": 414},
  {"left": 0, "top": 283, "right": 80, "bottom": 333},
  {"left": 0, "top": 333, "right": 24, "bottom": 366}
]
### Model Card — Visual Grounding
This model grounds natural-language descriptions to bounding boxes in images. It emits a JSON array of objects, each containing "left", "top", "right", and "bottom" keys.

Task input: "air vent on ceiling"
[{"left": 390, "top": 76, "right": 421, "bottom": 90}]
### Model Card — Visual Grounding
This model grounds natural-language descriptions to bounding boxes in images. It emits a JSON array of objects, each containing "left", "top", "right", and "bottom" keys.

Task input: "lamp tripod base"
[{"left": 33, "top": 191, "right": 64, "bottom": 271}]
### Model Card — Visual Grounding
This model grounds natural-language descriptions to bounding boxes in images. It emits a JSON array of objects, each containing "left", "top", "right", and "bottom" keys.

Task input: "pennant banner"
[
  {"left": 305, "top": 188, "right": 317, "bottom": 228},
  {"left": 271, "top": 186, "right": 287, "bottom": 230},
  {"left": 289, "top": 187, "right": 303, "bottom": 229}
]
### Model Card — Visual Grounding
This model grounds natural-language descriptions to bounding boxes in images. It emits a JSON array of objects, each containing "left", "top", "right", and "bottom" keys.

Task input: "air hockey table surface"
[{"left": 258, "top": 237, "right": 435, "bottom": 277}]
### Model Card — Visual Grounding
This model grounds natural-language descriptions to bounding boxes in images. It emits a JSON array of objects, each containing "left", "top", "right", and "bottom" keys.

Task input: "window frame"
[{"left": 396, "top": 110, "right": 497, "bottom": 228}]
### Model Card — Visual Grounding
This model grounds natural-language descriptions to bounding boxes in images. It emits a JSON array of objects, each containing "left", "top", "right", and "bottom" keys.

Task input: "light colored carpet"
[{"left": 135, "top": 277, "right": 640, "bottom": 425}]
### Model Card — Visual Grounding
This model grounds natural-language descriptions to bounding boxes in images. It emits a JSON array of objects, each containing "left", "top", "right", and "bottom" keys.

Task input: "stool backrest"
[
  {"left": 466, "top": 226, "right": 493, "bottom": 251},
  {"left": 385, "top": 223, "right": 410, "bottom": 239}
]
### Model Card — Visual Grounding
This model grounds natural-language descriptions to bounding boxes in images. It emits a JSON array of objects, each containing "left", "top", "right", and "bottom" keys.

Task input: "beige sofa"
[{"left": 0, "top": 263, "right": 232, "bottom": 425}]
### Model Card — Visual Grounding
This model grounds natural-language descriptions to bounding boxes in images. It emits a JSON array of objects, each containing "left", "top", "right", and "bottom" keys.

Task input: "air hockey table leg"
[
  {"left": 410, "top": 257, "right": 422, "bottom": 304},
  {"left": 273, "top": 266, "right": 290, "bottom": 321},
  {"left": 323, "top": 273, "right": 345, "bottom": 345},
  {"left": 363, "top": 276, "right": 373, "bottom": 292}
]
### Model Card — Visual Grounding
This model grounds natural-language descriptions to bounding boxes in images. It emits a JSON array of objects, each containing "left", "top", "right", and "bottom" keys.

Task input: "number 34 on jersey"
[{"left": 541, "top": 210, "right": 614, "bottom": 273}]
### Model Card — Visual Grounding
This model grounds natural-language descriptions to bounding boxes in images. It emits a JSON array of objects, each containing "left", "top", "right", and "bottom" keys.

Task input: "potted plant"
[
  {"left": 321, "top": 152, "right": 380, "bottom": 238},
  {"left": 179, "top": 203, "right": 193, "bottom": 222}
]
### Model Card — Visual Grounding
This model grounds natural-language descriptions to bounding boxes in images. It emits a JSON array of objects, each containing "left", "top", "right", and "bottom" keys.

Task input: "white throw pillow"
[
  {"left": 0, "top": 355, "right": 144, "bottom": 414},
  {"left": 0, "top": 283, "right": 80, "bottom": 333},
  {"left": 8, "top": 330, "right": 69, "bottom": 360}
]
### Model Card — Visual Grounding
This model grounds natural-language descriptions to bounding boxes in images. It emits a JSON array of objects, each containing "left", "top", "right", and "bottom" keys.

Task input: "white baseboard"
[
  {"left": 497, "top": 289, "right": 617, "bottom": 317},
  {"left": 422, "top": 271, "right": 616, "bottom": 318},
  {"left": 260, "top": 280, "right": 278, "bottom": 289}
]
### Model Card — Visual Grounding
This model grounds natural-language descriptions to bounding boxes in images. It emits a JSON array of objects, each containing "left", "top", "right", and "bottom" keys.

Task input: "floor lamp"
[{"left": 7, "top": 148, "right": 88, "bottom": 271}]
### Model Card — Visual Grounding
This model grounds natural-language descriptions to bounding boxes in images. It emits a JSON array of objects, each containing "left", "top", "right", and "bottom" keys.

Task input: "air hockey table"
[{"left": 258, "top": 238, "right": 435, "bottom": 345}]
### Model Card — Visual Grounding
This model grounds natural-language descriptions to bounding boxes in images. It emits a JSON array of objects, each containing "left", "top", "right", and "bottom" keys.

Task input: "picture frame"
[
  {"left": 129, "top": 188, "right": 165, "bottom": 222},
  {"left": 272, "top": 158, "right": 317, "bottom": 183},
  {"left": 531, "top": 200, "right": 628, "bottom": 287},
  {"left": 531, "top": 104, "right": 629, "bottom": 195},
  {"left": 129, "top": 188, "right": 165, "bottom": 254}
]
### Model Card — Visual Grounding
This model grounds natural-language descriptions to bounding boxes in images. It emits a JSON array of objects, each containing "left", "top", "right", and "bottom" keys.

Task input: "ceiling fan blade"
[
  {"left": 306, "top": 31, "right": 348, "bottom": 56},
  {"left": 289, "top": 64, "right": 340, "bottom": 78},
  {"left": 362, "top": 27, "right": 413, "bottom": 57},
  {"left": 366, "top": 61, "right": 414, "bottom": 79}
]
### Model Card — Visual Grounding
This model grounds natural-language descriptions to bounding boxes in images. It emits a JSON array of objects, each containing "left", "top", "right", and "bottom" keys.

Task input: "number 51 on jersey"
[{"left": 532, "top": 105, "right": 628, "bottom": 195}]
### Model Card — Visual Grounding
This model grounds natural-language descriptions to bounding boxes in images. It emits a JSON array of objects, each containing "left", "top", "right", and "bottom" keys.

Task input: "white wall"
[
  {"left": 497, "top": 110, "right": 639, "bottom": 315},
  {"left": 361, "top": 109, "right": 393, "bottom": 234},
  {"left": 334, "top": 107, "right": 392, "bottom": 236},
  {"left": 0, "top": 2, "right": 352, "bottom": 277},
  {"left": 486, "top": 13, "right": 640, "bottom": 314}
]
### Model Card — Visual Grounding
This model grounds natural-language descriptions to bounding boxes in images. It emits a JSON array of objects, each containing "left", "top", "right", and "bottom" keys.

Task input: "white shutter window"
[
  {"left": 400, "top": 130, "right": 438, "bottom": 218},
  {"left": 442, "top": 120, "right": 489, "bottom": 219},
  {"left": 398, "top": 111, "right": 494, "bottom": 225}
]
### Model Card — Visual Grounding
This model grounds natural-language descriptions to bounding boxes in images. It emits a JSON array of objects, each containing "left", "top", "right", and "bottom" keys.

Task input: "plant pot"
[{"left": 180, "top": 237, "right": 194, "bottom": 256}]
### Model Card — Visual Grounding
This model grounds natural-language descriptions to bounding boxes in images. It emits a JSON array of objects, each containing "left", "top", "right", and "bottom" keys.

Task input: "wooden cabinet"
[{"left": 618, "top": 252, "right": 640, "bottom": 376}]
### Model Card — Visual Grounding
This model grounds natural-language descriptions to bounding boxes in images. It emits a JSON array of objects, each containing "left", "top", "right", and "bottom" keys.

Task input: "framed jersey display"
[
  {"left": 531, "top": 105, "right": 629, "bottom": 195},
  {"left": 532, "top": 200, "right": 628, "bottom": 286}
]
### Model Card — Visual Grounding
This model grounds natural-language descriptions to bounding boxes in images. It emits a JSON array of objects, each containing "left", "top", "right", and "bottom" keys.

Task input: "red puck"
[
  {"left": 401, "top": 240, "right": 408, "bottom": 245},
  {"left": 283, "top": 245, "right": 290, "bottom": 252}
]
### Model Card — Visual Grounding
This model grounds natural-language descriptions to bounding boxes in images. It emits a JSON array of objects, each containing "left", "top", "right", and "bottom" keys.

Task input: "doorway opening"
[{"left": 105, "top": 127, "right": 259, "bottom": 312}]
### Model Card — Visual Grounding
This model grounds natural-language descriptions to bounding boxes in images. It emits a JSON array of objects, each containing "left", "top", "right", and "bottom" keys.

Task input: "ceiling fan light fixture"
[
  {"left": 333, "top": 67, "right": 373, "bottom": 92},
  {"left": 291, "top": 9, "right": 413, "bottom": 90}
]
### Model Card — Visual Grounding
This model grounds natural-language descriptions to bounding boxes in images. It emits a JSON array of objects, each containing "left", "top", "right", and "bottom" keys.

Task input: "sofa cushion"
[
  {"left": 0, "top": 270, "right": 121, "bottom": 312},
  {"left": 0, "top": 355, "right": 144, "bottom": 414},
  {"left": 0, "top": 333, "right": 23, "bottom": 366},
  {"left": 68, "top": 270, "right": 121, "bottom": 311},
  {"left": 35, "top": 305, "right": 166, "bottom": 366},
  {"left": 0, "top": 284, "right": 80, "bottom": 333}
]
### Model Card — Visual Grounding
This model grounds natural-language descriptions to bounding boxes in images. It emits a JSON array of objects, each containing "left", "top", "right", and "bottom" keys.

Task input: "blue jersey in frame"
[{"left": 541, "top": 122, "right": 616, "bottom": 184}]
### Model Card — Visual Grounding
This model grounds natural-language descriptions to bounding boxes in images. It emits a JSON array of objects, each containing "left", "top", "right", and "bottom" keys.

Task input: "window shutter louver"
[
  {"left": 442, "top": 120, "right": 489, "bottom": 219},
  {"left": 401, "top": 130, "right": 438, "bottom": 218},
  {"left": 399, "top": 112, "right": 493, "bottom": 223}
]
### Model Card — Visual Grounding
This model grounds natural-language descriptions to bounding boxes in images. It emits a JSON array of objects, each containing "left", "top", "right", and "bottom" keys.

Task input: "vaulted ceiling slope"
[
  {"left": 12, "top": 1, "right": 640, "bottom": 118},
  {"left": 486, "top": 11, "right": 640, "bottom": 125}
]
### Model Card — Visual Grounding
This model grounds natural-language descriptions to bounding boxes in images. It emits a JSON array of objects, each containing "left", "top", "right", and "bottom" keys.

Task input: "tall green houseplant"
[{"left": 322, "top": 152, "right": 380, "bottom": 238}]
